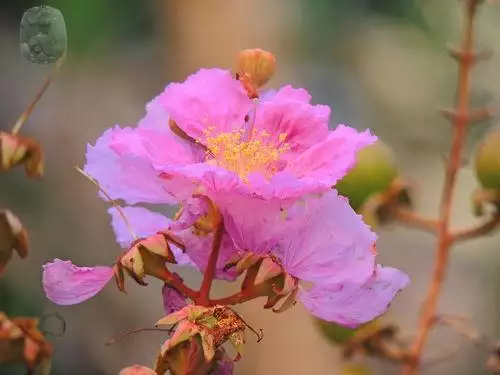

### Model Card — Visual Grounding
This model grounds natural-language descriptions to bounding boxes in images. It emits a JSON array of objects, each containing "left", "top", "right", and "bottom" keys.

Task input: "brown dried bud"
[
  {"left": 0, "top": 132, "right": 44, "bottom": 178},
  {"left": 0, "top": 210, "right": 29, "bottom": 276},
  {"left": 236, "top": 49, "right": 276, "bottom": 89},
  {"left": 119, "top": 365, "right": 156, "bottom": 375},
  {"left": 0, "top": 313, "right": 53, "bottom": 372}
]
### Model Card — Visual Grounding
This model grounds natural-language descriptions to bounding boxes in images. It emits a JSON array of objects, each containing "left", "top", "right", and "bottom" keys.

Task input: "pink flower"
[
  {"left": 215, "top": 190, "right": 409, "bottom": 327},
  {"left": 84, "top": 68, "right": 375, "bottom": 207},
  {"left": 42, "top": 259, "right": 114, "bottom": 305}
]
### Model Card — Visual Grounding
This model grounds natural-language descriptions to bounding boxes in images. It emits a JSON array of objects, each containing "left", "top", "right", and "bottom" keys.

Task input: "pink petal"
[
  {"left": 162, "top": 283, "right": 187, "bottom": 315},
  {"left": 173, "top": 227, "right": 238, "bottom": 281},
  {"left": 213, "top": 193, "right": 285, "bottom": 255},
  {"left": 84, "top": 126, "right": 175, "bottom": 205},
  {"left": 42, "top": 259, "right": 114, "bottom": 305},
  {"left": 159, "top": 69, "right": 253, "bottom": 141},
  {"left": 299, "top": 266, "right": 410, "bottom": 328},
  {"left": 285, "top": 125, "right": 377, "bottom": 188},
  {"left": 279, "top": 190, "right": 376, "bottom": 285},
  {"left": 108, "top": 206, "right": 171, "bottom": 248},
  {"left": 253, "top": 85, "right": 330, "bottom": 156}
]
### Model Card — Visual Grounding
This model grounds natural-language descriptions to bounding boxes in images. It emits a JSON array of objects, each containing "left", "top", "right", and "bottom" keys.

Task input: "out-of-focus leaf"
[
  {"left": 0, "top": 210, "right": 28, "bottom": 277},
  {"left": 341, "top": 363, "right": 373, "bottom": 375}
]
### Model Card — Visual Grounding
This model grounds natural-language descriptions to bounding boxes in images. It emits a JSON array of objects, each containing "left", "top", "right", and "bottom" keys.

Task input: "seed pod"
[
  {"left": 20, "top": 5, "right": 67, "bottom": 65},
  {"left": 336, "top": 141, "right": 398, "bottom": 211},
  {"left": 474, "top": 127, "right": 500, "bottom": 191}
]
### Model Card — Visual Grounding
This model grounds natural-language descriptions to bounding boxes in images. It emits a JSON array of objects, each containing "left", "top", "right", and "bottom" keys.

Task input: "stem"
[
  {"left": 401, "top": 1, "right": 480, "bottom": 374},
  {"left": 393, "top": 208, "right": 439, "bottom": 235},
  {"left": 12, "top": 53, "right": 66, "bottom": 135},
  {"left": 450, "top": 213, "right": 500, "bottom": 243},
  {"left": 196, "top": 219, "right": 224, "bottom": 306}
]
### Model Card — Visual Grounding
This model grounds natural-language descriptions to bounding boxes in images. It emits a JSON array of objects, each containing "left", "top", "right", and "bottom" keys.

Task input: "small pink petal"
[
  {"left": 42, "top": 259, "right": 114, "bottom": 306},
  {"left": 162, "top": 283, "right": 187, "bottom": 315},
  {"left": 299, "top": 266, "right": 410, "bottom": 328}
]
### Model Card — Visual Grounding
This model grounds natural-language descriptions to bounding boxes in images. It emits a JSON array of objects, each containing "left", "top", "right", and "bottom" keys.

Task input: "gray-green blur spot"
[{"left": 20, "top": 5, "right": 67, "bottom": 65}]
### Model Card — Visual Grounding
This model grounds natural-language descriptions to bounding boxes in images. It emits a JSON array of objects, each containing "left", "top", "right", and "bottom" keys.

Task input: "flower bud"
[
  {"left": 314, "top": 318, "right": 357, "bottom": 345},
  {"left": 119, "top": 365, "right": 156, "bottom": 375},
  {"left": 336, "top": 141, "right": 398, "bottom": 211},
  {"left": 236, "top": 49, "right": 276, "bottom": 88},
  {"left": 474, "top": 127, "right": 500, "bottom": 191}
]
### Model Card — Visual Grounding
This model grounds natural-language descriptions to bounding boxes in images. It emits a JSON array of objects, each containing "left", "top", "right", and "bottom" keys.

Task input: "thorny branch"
[{"left": 401, "top": 1, "right": 485, "bottom": 374}]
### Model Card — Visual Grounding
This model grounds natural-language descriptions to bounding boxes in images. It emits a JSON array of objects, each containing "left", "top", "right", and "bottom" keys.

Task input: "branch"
[
  {"left": 393, "top": 208, "right": 439, "bottom": 235},
  {"left": 401, "top": 1, "right": 483, "bottom": 374},
  {"left": 196, "top": 218, "right": 224, "bottom": 306},
  {"left": 450, "top": 214, "right": 500, "bottom": 243}
]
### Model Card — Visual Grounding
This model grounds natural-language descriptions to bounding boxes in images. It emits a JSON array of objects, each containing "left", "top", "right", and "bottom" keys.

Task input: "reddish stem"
[
  {"left": 196, "top": 219, "right": 224, "bottom": 306},
  {"left": 401, "top": 1, "right": 480, "bottom": 374}
]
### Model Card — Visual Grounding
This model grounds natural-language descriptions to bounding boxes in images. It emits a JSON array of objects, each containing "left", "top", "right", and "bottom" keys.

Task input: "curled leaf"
[
  {"left": 0, "top": 210, "right": 28, "bottom": 276},
  {"left": 0, "top": 313, "right": 53, "bottom": 372},
  {"left": 0, "top": 132, "right": 44, "bottom": 178}
]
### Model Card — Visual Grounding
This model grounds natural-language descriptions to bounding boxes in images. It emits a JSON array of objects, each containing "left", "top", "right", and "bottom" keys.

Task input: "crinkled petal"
[
  {"left": 137, "top": 92, "right": 170, "bottom": 130},
  {"left": 283, "top": 125, "right": 377, "bottom": 191},
  {"left": 159, "top": 69, "right": 253, "bottom": 141},
  {"left": 162, "top": 283, "right": 187, "bottom": 315},
  {"left": 299, "top": 266, "right": 410, "bottom": 328},
  {"left": 213, "top": 193, "right": 285, "bottom": 255},
  {"left": 253, "top": 85, "right": 330, "bottom": 156},
  {"left": 108, "top": 206, "right": 171, "bottom": 248},
  {"left": 84, "top": 126, "right": 175, "bottom": 205},
  {"left": 42, "top": 259, "right": 114, "bottom": 305},
  {"left": 278, "top": 190, "right": 377, "bottom": 285}
]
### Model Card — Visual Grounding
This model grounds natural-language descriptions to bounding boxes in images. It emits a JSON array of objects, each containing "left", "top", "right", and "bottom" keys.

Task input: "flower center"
[{"left": 203, "top": 127, "right": 289, "bottom": 182}]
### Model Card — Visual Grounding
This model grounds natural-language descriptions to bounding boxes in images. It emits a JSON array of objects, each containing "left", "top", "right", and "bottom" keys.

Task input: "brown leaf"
[
  {"left": 0, "top": 210, "right": 29, "bottom": 276},
  {"left": 0, "top": 313, "right": 53, "bottom": 371},
  {"left": 0, "top": 132, "right": 44, "bottom": 178}
]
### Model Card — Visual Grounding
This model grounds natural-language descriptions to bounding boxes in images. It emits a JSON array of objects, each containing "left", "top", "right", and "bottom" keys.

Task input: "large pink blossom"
[{"left": 84, "top": 68, "right": 375, "bottom": 207}]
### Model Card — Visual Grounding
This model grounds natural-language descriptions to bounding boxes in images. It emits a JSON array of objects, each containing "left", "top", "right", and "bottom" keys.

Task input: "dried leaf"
[
  {"left": 0, "top": 210, "right": 28, "bottom": 276},
  {"left": 0, "top": 132, "right": 44, "bottom": 178}
]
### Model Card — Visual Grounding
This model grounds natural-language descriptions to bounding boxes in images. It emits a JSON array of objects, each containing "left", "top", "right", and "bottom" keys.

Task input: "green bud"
[
  {"left": 336, "top": 141, "right": 398, "bottom": 211},
  {"left": 313, "top": 318, "right": 357, "bottom": 345},
  {"left": 20, "top": 6, "right": 67, "bottom": 65},
  {"left": 474, "top": 127, "right": 500, "bottom": 191}
]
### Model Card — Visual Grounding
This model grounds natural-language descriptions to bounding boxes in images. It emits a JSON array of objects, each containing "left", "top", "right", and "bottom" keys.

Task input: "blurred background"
[{"left": 1, "top": 1, "right": 500, "bottom": 374}]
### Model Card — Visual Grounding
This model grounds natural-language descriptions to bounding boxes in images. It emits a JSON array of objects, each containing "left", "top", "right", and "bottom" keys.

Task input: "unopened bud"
[
  {"left": 236, "top": 49, "right": 276, "bottom": 88},
  {"left": 119, "top": 365, "right": 156, "bottom": 375},
  {"left": 474, "top": 127, "right": 500, "bottom": 191},
  {"left": 336, "top": 141, "right": 398, "bottom": 211}
]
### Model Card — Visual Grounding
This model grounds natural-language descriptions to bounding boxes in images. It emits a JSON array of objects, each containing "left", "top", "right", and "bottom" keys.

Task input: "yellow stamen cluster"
[{"left": 204, "top": 127, "right": 289, "bottom": 182}]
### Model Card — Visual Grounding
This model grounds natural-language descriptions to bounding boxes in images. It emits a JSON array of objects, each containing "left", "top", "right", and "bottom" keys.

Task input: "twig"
[
  {"left": 401, "top": 1, "right": 482, "bottom": 374},
  {"left": 12, "top": 53, "right": 66, "bottom": 135},
  {"left": 450, "top": 214, "right": 500, "bottom": 243},
  {"left": 393, "top": 208, "right": 439, "bottom": 235},
  {"left": 196, "top": 218, "right": 224, "bottom": 306}
]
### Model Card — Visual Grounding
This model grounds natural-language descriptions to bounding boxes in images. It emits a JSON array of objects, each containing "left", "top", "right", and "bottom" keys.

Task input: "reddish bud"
[
  {"left": 236, "top": 49, "right": 276, "bottom": 89},
  {"left": 0, "top": 132, "right": 44, "bottom": 178}
]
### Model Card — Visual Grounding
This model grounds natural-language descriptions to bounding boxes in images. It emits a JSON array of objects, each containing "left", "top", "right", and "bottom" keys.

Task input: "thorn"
[
  {"left": 446, "top": 44, "right": 494, "bottom": 63},
  {"left": 439, "top": 107, "right": 492, "bottom": 125}
]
